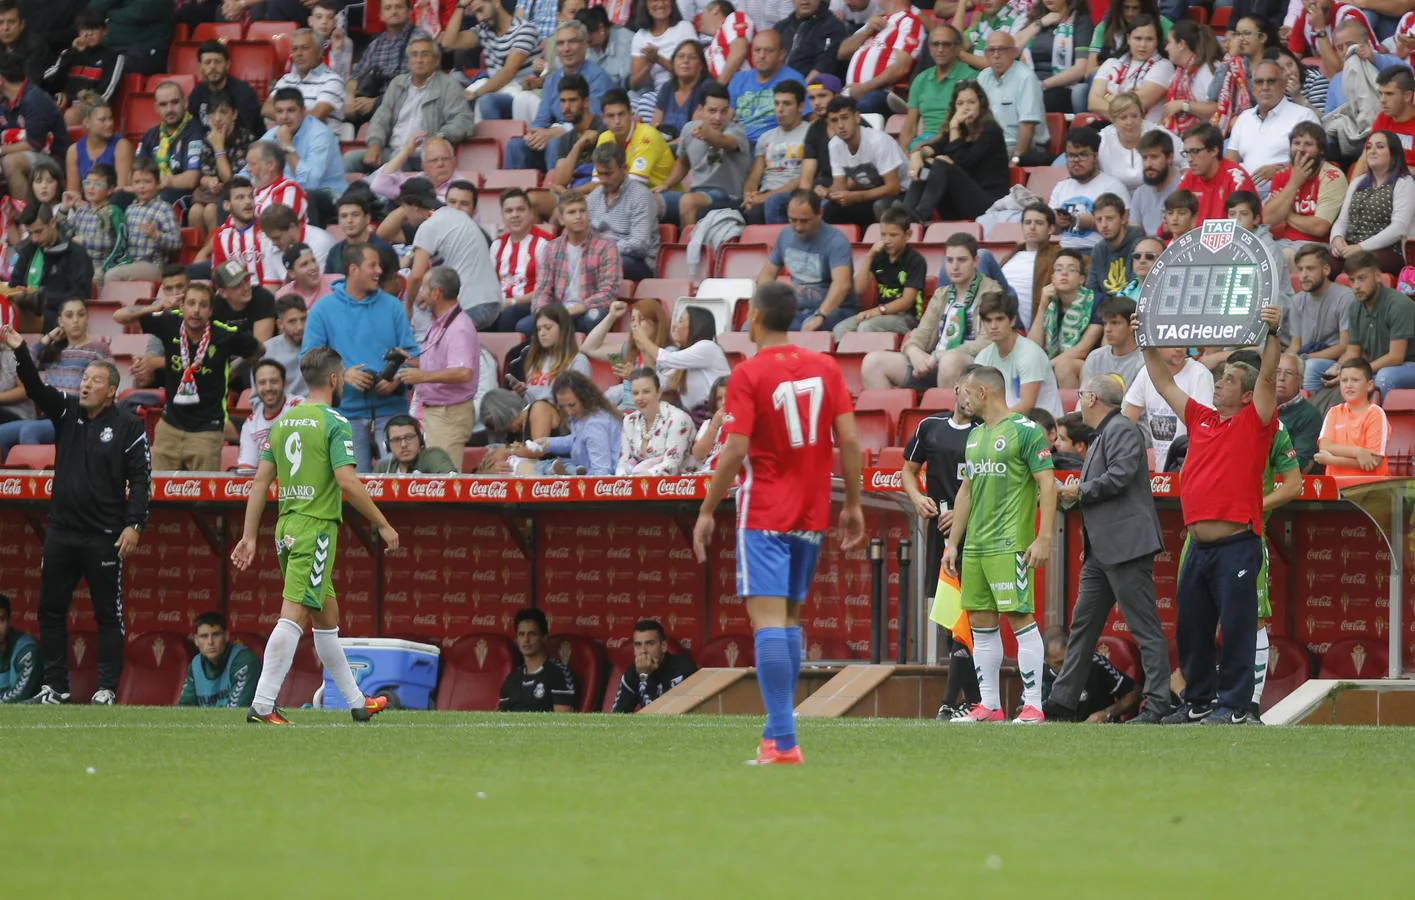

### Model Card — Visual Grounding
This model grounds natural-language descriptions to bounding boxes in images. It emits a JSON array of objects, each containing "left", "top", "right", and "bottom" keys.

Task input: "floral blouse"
[{"left": 616, "top": 401, "right": 694, "bottom": 476}]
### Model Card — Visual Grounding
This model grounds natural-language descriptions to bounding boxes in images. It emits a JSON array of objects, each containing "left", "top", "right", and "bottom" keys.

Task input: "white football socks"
[
  {"left": 1015, "top": 623, "right": 1044, "bottom": 710},
  {"left": 972, "top": 626, "right": 1003, "bottom": 710},
  {"left": 1252, "top": 626, "right": 1270, "bottom": 709},
  {"left": 314, "top": 627, "right": 366, "bottom": 709},
  {"left": 252, "top": 617, "right": 302, "bottom": 715}
]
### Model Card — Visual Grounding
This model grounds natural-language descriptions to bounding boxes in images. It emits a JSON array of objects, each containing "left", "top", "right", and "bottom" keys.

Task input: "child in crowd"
[
  {"left": 1315, "top": 358, "right": 1390, "bottom": 476},
  {"left": 105, "top": 159, "right": 180, "bottom": 282},
  {"left": 64, "top": 163, "right": 125, "bottom": 283}
]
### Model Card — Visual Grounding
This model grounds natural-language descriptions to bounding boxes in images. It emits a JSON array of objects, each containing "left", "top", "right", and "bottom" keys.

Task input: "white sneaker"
[
  {"left": 25, "top": 685, "right": 70, "bottom": 704},
  {"left": 90, "top": 689, "right": 116, "bottom": 705}
]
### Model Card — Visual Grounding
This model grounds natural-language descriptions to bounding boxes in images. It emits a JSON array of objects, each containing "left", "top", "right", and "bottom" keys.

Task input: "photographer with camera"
[
  {"left": 302, "top": 242, "right": 419, "bottom": 472},
  {"left": 397, "top": 266, "right": 480, "bottom": 468}
]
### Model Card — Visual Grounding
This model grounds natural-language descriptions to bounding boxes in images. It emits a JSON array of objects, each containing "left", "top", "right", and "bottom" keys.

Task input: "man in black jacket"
[
  {"left": 1, "top": 323, "right": 150, "bottom": 706},
  {"left": 775, "top": 0, "right": 848, "bottom": 82},
  {"left": 609, "top": 620, "right": 697, "bottom": 712},
  {"left": 41, "top": 10, "right": 125, "bottom": 126},
  {"left": 9, "top": 205, "right": 94, "bottom": 331}
]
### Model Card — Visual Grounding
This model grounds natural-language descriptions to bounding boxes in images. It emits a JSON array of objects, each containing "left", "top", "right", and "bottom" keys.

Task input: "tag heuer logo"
[{"left": 1200, "top": 220, "right": 1234, "bottom": 253}]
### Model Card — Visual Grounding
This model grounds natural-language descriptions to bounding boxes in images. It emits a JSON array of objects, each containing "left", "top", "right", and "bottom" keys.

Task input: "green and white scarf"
[
  {"left": 1042, "top": 286, "right": 1096, "bottom": 357},
  {"left": 937, "top": 274, "right": 983, "bottom": 351}
]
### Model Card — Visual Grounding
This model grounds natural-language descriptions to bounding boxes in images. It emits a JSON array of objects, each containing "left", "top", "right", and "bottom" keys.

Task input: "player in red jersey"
[{"left": 693, "top": 282, "right": 865, "bottom": 765}]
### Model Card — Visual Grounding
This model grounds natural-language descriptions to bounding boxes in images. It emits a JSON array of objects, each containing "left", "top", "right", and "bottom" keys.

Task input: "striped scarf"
[
  {"left": 1212, "top": 56, "right": 1252, "bottom": 137},
  {"left": 1041, "top": 287, "right": 1096, "bottom": 357}
]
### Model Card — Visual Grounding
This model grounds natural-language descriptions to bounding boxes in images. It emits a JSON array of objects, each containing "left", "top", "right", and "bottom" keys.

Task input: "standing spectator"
[
  {"left": 594, "top": 88, "right": 675, "bottom": 189},
  {"left": 1330, "top": 131, "right": 1415, "bottom": 276},
  {"left": 775, "top": 0, "right": 847, "bottom": 82},
  {"left": 998, "top": 202, "right": 1059, "bottom": 328},
  {"left": 398, "top": 177, "right": 501, "bottom": 330},
  {"left": 0, "top": 324, "right": 147, "bottom": 706},
  {"left": 1050, "top": 128, "right": 1130, "bottom": 250},
  {"left": 1276, "top": 352, "right": 1322, "bottom": 472},
  {"left": 327, "top": 192, "right": 400, "bottom": 278},
  {"left": 1123, "top": 345, "right": 1214, "bottom": 470},
  {"left": 498, "top": 609, "right": 577, "bottom": 712},
  {"left": 755, "top": 189, "right": 857, "bottom": 331},
  {"left": 1080, "top": 295, "right": 1143, "bottom": 390},
  {"left": 823, "top": 95, "right": 907, "bottom": 229},
  {"left": 574, "top": 7, "right": 632, "bottom": 90},
  {"left": 0, "top": 592, "right": 39, "bottom": 702},
  {"left": 899, "top": 23, "right": 976, "bottom": 153},
  {"left": 730, "top": 29, "right": 807, "bottom": 145},
  {"left": 1012, "top": 0, "right": 1092, "bottom": 115},
  {"left": 1160, "top": 19, "right": 1220, "bottom": 136},
  {"left": 236, "top": 359, "right": 303, "bottom": 470},
  {"left": 302, "top": 243, "right": 419, "bottom": 472},
  {"left": 976, "top": 31, "right": 1050, "bottom": 167},
  {"left": 114, "top": 284, "right": 262, "bottom": 471},
  {"left": 267, "top": 29, "right": 347, "bottom": 127},
  {"left": 446, "top": 0, "right": 541, "bottom": 122},
  {"left": 526, "top": 190, "right": 621, "bottom": 334},
  {"left": 1097, "top": 93, "right": 1181, "bottom": 192},
  {"left": 1282, "top": 244, "right": 1355, "bottom": 390},
  {"left": 1224, "top": 59, "right": 1320, "bottom": 195},
  {"left": 135, "top": 82, "right": 205, "bottom": 206},
  {"left": 1030, "top": 248, "right": 1101, "bottom": 390},
  {"left": 399, "top": 266, "right": 481, "bottom": 466},
  {"left": 0, "top": 53, "right": 66, "bottom": 202},
  {"left": 212, "top": 259, "right": 278, "bottom": 343},
  {"left": 86, "top": 0, "right": 171, "bottom": 76},
  {"left": 0, "top": 0, "right": 53, "bottom": 83},
  {"left": 503, "top": 21, "right": 614, "bottom": 172},
  {"left": 981, "top": 292, "right": 1063, "bottom": 415},
  {"left": 588, "top": 143, "right": 660, "bottom": 280},
  {"left": 742, "top": 80, "right": 809, "bottom": 225},
  {"left": 188, "top": 41, "right": 264, "bottom": 134},
  {"left": 17, "top": 0, "right": 81, "bottom": 56},
  {"left": 0, "top": 297, "right": 108, "bottom": 455},
  {"left": 657, "top": 84, "right": 751, "bottom": 228},
  {"left": 1087, "top": 15, "right": 1173, "bottom": 122},
  {"left": 608, "top": 619, "right": 698, "bottom": 712},
  {"left": 1332, "top": 249, "right": 1415, "bottom": 397},
  {"left": 837, "top": 0, "right": 923, "bottom": 117},
  {"left": 178, "top": 612, "right": 261, "bottom": 707},
  {"left": 346, "top": 0, "right": 429, "bottom": 127},
  {"left": 1176, "top": 123, "right": 1257, "bottom": 224},
  {"left": 506, "top": 302, "right": 592, "bottom": 401},
  {"left": 616, "top": 367, "right": 694, "bottom": 474},
  {"left": 651, "top": 40, "right": 712, "bottom": 140},
  {"left": 1087, "top": 193, "right": 1145, "bottom": 298},
  {"left": 900, "top": 81, "right": 1008, "bottom": 225},
  {"left": 1263, "top": 122, "right": 1346, "bottom": 258},
  {"left": 64, "top": 95, "right": 132, "bottom": 195},
  {"left": 1049, "top": 371, "right": 1172, "bottom": 723},
  {"left": 491, "top": 189, "right": 551, "bottom": 331},
  {"left": 1129, "top": 130, "right": 1180, "bottom": 236},
  {"left": 701, "top": 1, "right": 754, "bottom": 84},
  {"left": 42, "top": 10, "right": 124, "bottom": 128},
  {"left": 833, "top": 205, "right": 926, "bottom": 340},
  {"left": 373, "top": 414, "right": 458, "bottom": 473},
  {"left": 252, "top": 90, "right": 347, "bottom": 221},
  {"left": 8, "top": 205, "right": 93, "bottom": 328},
  {"left": 260, "top": 296, "right": 309, "bottom": 395},
  {"left": 627, "top": 0, "right": 698, "bottom": 120}
]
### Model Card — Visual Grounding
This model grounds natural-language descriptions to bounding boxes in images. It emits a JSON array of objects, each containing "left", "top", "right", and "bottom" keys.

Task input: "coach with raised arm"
[
  {"left": 1133, "top": 304, "right": 1283, "bottom": 726},
  {"left": 1, "top": 325, "right": 150, "bottom": 706}
]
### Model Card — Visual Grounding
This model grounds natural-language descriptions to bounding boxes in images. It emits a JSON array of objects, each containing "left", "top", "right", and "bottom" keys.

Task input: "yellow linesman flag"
[{"left": 929, "top": 570, "right": 972, "bottom": 652}]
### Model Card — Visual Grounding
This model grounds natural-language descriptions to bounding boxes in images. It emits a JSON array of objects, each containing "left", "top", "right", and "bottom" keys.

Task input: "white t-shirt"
[
  {"left": 657, "top": 339, "right": 732, "bottom": 411},
  {"left": 1049, "top": 172, "right": 1130, "bottom": 249},
  {"left": 1097, "top": 122, "right": 1183, "bottom": 192},
  {"left": 1093, "top": 54, "right": 1175, "bottom": 123},
  {"left": 237, "top": 394, "right": 303, "bottom": 468},
  {"left": 975, "top": 336, "right": 1063, "bottom": 417},
  {"left": 828, "top": 127, "right": 910, "bottom": 192},
  {"left": 1123, "top": 357, "right": 1214, "bottom": 469},
  {"left": 260, "top": 225, "right": 336, "bottom": 284},
  {"left": 1227, "top": 98, "right": 1322, "bottom": 184},
  {"left": 412, "top": 206, "right": 500, "bottom": 313},
  {"left": 1000, "top": 248, "right": 1036, "bottom": 327},
  {"left": 630, "top": 21, "right": 698, "bottom": 93}
]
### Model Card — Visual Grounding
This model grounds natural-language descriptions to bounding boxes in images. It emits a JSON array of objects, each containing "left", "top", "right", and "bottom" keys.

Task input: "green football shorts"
[
  {"left": 275, "top": 513, "right": 338, "bottom": 610},
  {"left": 961, "top": 552, "right": 1035, "bottom": 614},
  {"left": 1178, "top": 534, "right": 1271, "bottom": 619}
]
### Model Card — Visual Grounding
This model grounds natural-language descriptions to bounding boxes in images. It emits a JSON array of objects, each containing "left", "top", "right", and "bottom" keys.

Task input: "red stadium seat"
[
  {"left": 147, "top": 74, "right": 197, "bottom": 96},
  {"left": 231, "top": 632, "right": 267, "bottom": 657},
  {"left": 656, "top": 243, "right": 699, "bottom": 281},
  {"left": 483, "top": 169, "right": 540, "bottom": 191},
  {"left": 884, "top": 113, "right": 907, "bottom": 136},
  {"left": 852, "top": 410, "right": 893, "bottom": 458},
  {"left": 120, "top": 92, "right": 158, "bottom": 143},
  {"left": 865, "top": 222, "right": 923, "bottom": 243},
  {"left": 68, "top": 631, "right": 99, "bottom": 703},
  {"left": 547, "top": 634, "right": 609, "bottom": 712},
  {"left": 833, "top": 224, "right": 860, "bottom": 242},
  {"left": 804, "top": 635, "right": 855, "bottom": 661},
  {"left": 1045, "top": 113, "right": 1066, "bottom": 157},
  {"left": 718, "top": 244, "right": 771, "bottom": 279},
  {"left": 634, "top": 278, "right": 691, "bottom": 307},
  {"left": 786, "top": 330, "right": 832, "bottom": 353},
  {"left": 739, "top": 224, "right": 785, "bottom": 245},
  {"left": 1384, "top": 393, "right": 1415, "bottom": 468},
  {"left": 831, "top": 447, "right": 870, "bottom": 476},
  {"left": 602, "top": 661, "right": 628, "bottom": 711},
  {"left": 436, "top": 633, "right": 517, "bottom": 710},
  {"left": 473, "top": 120, "right": 527, "bottom": 142},
  {"left": 716, "top": 331, "right": 756, "bottom": 359},
  {"left": 1094, "top": 636, "right": 1139, "bottom": 681},
  {"left": 1059, "top": 388, "right": 1078, "bottom": 412},
  {"left": 455, "top": 138, "right": 502, "bottom": 171},
  {"left": 192, "top": 22, "right": 244, "bottom": 43},
  {"left": 168, "top": 41, "right": 201, "bottom": 76},
  {"left": 245, "top": 21, "right": 297, "bottom": 69},
  {"left": 109, "top": 333, "right": 152, "bottom": 357},
  {"left": 5, "top": 445, "right": 56, "bottom": 469},
  {"left": 1211, "top": 6, "right": 1232, "bottom": 31},
  {"left": 835, "top": 331, "right": 897, "bottom": 395},
  {"left": 1185, "top": 7, "right": 1207, "bottom": 23},
  {"left": 1262, "top": 636, "right": 1312, "bottom": 713},
  {"left": 877, "top": 446, "right": 906, "bottom": 469},
  {"left": 1025, "top": 167, "right": 1067, "bottom": 201},
  {"left": 116, "top": 632, "right": 191, "bottom": 705},
  {"left": 221, "top": 444, "right": 240, "bottom": 471},
  {"left": 1319, "top": 637, "right": 1389, "bottom": 679},
  {"left": 698, "top": 633, "right": 755, "bottom": 668},
  {"left": 899, "top": 388, "right": 955, "bottom": 443},
  {"left": 479, "top": 332, "right": 526, "bottom": 379},
  {"left": 227, "top": 41, "right": 277, "bottom": 101},
  {"left": 923, "top": 221, "right": 981, "bottom": 242},
  {"left": 462, "top": 446, "right": 488, "bottom": 472},
  {"left": 988, "top": 221, "right": 1026, "bottom": 245},
  {"left": 855, "top": 388, "right": 913, "bottom": 436}
]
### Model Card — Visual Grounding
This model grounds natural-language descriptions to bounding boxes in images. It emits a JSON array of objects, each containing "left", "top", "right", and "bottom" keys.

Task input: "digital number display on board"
[{"left": 1135, "top": 219, "right": 1277, "bottom": 348}]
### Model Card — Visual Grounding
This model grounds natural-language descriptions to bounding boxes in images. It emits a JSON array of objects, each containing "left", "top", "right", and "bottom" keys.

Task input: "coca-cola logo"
[
  {"left": 471, "top": 614, "right": 497, "bottom": 626},
  {"left": 1307, "top": 549, "right": 1333, "bottom": 561},
  {"left": 1340, "top": 573, "right": 1367, "bottom": 585},
  {"left": 575, "top": 615, "right": 601, "bottom": 627},
  {"left": 42, "top": 477, "right": 53, "bottom": 495},
  {"left": 467, "top": 480, "right": 509, "bottom": 500},
  {"left": 413, "top": 614, "right": 438, "bottom": 625},
  {"left": 637, "top": 571, "right": 662, "bottom": 583},
  {"left": 605, "top": 548, "right": 632, "bottom": 560},
  {"left": 471, "top": 525, "right": 501, "bottom": 537},
  {"left": 413, "top": 570, "right": 438, "bottom": 583},
  {"left": 163, "top": 479, "right": 204, "bottom": 498},
  {"left": 1308, "top": 596, "right": 1333, "bottom": 608},
  {"left": 592, "top": 479, "right": 634, "bottom": 498},
  {"left": 1340, "top": 620, "right": 1369, "bottom": 632},
  {"left": 668, "top": 548, "right": 694, "bottom": 561},
  {"left": 157, "top": 610, "right": 182, "bottom": 622},
  {"left": 156, "top": 522, "right": 184, "bottom": 535},
  {"left": 230, "top": 591, "right": 253, "bottom": 604},
  {"left": 637, "top": 526, "right": 664, "bottom": 538},
  {"left": 575, "top": 526, "right": 602, "bottom": 538},
  {"left": 444, "top": 547, "right": 467, "bottom": 559},
  {"left": 813, "top": 617, "right": 839, "bottom": 629},
  {"left": 471, "top": 571, "right": 498, "bottom": 582},
  {"left": 407, "top": 480, "right": 447, "bottom": 499},
  {"left": 843, "top": 594, "right": 869, "bottom": 606},
  {"left": 501, "top": 593, "right": 525, "bottom": 605},
  {"left": 576, "top": 570, "right": 602, "bottom": 582},
  {"left": 667, "top": 593, "right": 693, "bottom": 605},
  {"left": 346, "top": 591, "right": 370, "bottom": 604},
  {"left": 606, "top": 592, "right": 632, "bottom": 605},
  {"left": 1150, "top": 474, "right": 1173, "bottom": 493},
  {"left": 656, "top": 477, "right": 700, "bottom": 497},
  {"left": 544, "top": 547, "right": 571, "bottom": 559},
  {"left": 157, "top": 567, "right": 181, "bottom": 579},
  {"left": 1341, "top": 526, "right": 1368, "bottom": 539},
  {"left": 531, "top": 480, "right": 572, "bottom": 499},
  {"left": 544, "top": 592, "right": 571, "bottom": 604},
  {"left": 222, "top": 479, "right": 252, "bottom": 498},
  {"left": 0, "top": 477, "right": 24, "bottom": 497},
  {"left": 362, "top": 479, "right": 386, "bottom": 498},
  {"left": 412, "top": 525, "right": 439, "bottom": 537},
  {"left": 869, "top": 470, "right": 902, "bottom": 490},
  {"left": 188, "top": 589, "right": 211, "bottom": 601},
  {"left": 385, "top": 591, "right": 408, "bottom": 603}
]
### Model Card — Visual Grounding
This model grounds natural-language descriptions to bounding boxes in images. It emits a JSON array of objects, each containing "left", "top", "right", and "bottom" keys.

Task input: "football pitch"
[{"left": 5, "top": 708, "right": 1414, "bottom": 897}]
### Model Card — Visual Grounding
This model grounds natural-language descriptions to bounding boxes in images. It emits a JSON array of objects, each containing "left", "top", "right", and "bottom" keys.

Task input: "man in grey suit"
[{"left": 1046, "top": 372, "right": 1172, "bottom": 723}]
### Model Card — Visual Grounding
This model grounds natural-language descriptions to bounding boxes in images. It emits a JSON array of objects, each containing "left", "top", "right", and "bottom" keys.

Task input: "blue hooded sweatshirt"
[{"left": 302, "top": 279, "right": 419, "bottom": 421}]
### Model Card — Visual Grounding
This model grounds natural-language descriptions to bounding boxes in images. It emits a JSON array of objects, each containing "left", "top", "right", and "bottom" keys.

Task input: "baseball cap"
[
  {"left": 807, "top": 74, "right": 842, "bottom": 95},
  {"left": 213, "top": 260, "right": 250, "bottom": 289},
  {"left": 395, "top": 177, "right": 443, "bottom": 210}
]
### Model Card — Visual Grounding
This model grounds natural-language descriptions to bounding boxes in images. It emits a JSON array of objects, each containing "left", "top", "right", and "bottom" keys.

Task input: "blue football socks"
[
  {"left": 755, "top": 627, "right": 796, "bottom": 752},
  {"left": 786, "top": 626, "right": 802, "bottom": 685}
]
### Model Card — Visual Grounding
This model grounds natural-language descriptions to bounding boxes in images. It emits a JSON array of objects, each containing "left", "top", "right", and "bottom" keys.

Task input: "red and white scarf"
[
  {"left": 174, "top": 325, "right": 211, "bottom": 405},
  {"left": 1212, "top": 56, "right": 1252, "bottom": 137}
]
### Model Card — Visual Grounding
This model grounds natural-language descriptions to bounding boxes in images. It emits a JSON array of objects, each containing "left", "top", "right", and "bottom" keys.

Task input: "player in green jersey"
[
  {"left": 231, "top": 347, "right": 401, "bottom": 725},
  {"left": 943, "top": 359, "right": 1057, "bottom": 724}
]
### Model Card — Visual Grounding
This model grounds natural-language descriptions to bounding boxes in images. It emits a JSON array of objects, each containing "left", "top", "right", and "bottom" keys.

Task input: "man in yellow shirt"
[{"left": 595, "top": 88, "right": 674, "bottom": 189}]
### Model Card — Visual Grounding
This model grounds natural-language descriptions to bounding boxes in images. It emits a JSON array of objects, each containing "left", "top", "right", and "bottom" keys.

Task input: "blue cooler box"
[{"left": 317, "top": 638, "right": 441, "bottom": 710}]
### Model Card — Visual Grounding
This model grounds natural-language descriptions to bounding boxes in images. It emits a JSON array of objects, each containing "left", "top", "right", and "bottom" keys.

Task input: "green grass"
[{"left": 4, "top": 708, "right": 1414, "bottom": 897}]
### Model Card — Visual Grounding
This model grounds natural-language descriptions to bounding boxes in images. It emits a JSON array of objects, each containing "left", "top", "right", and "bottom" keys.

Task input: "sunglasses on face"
[{"left": 1132, "top": 252, "right": 1158, "bottom": 261}]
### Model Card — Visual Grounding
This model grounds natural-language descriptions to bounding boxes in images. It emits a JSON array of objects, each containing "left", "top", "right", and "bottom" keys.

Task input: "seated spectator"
[
  {"left": 245, "top": 143, "right": 310, "bottom": 227},
  {"left": 0, "top": 0, "right": 49, "bottom": 83},
  {"left": 901, "top": 25, "right": 976, "bottom": 159},
  {"left": 42, "top": 10, "right": 123, "bottom": 128},
  {"left": 1051, "top": 127, "right": 1130, "bottom": 250},
  {"left": 574, "top": 7, "right": 632, "bottom": 90},
  {"left": 997, "top": 202, "right": 1059, "bottom": 328},
  {"left": 178, "top": 612, "right": 261, "bottom": 707},
  {"left": 833, "top": 206, "right": 926, "bottom": 340},
  {"left": 1224, "top": 59, "right": 1320, "bottom": 197},
  {"left": 1176, "top": 123, "right": 1256, "bottom": 223},
  {"left": 587, "top": 143, "right": 661, "bottom": 281},
  {"left": 1053, "top": 410, "right": 1094, "bottom": 469},
  {"left": 1080, "top": 295, "right": 1142, "bottom": 390},
  {"left": 976, "top": 31, "right": 1050, "bottom": 166},
  {"left": 956, "top": 0, "right": 1024, "bottom": 70},
  {"left": 690, "top": 374, "right": 731, "bottom": 470},
  {"left": 251, "top": 89, "right": 348, "bottom": 223},
  {"left": 1041, "top": 625, "right": 1139, "bottom": 722},
  {"left": 595, "top": 88, "right": 674, "bottom": 189},
  {"left": 508, "top": 302, "right": 593, "bottom": 401},
  {"left": 190, "top": 93, "right": 256, "bottom": 236},
  {"left": 308, "top": 0, "right": 355, "bottom": 80},
  {"left": 755, "top": 189, "right": 857, "bottom": 332},
  {"left": 503, "top": 21, "right": 614, "bottom": 172},
  {"left": 1208, "top": 16, "right": 1270, "bottom": 138},
  {"left": 261, "top": 296, "right": 309, "bottom": 395},
  {"left": 776, "top": 0, "right": 846, "bottom": 82},
  {"left": 1222, "top": 190, "right": 1292, "bottom": 310},
  {"left": 1331, "top": 130, "right": 1415, "bottom": 276},
  {"left": 904, "top": 82, "right": 1007, "bottom": 230},
  {"left": 657, "top": 83, "right": 750, "bottom": 228},
  {"left": 327, "top": 192, "right": 400, "bottom": 278},
  {"left": 581, "top": 297, "right": 670, "bottom": 409},
  {"left": 9, "top": 206, "right": 94, "bottom": 327},
  {"left": 1030, "top": 249, "right": 1100, "bottom": 390},
  {"left": 609, "top": 619, "right": 698, "bottom": 711},
  {"left": 1316, "top": 358, "right": 1390, "bottom": 475},
  {"left": 701, "top": 1, "right": 753, "bottom": 85},
  {"left": 445, "top": 0, "right": 541, "bottom": 122},
  {"left": 730, "top": 29, "right": 806, "bottom": 145},
  {"left": 526, "top": 191, "right": 621, "bottom": 334},
  {"left": 1283, "top": 244, "right": 1354, "bottom": 391},
  {"left": 798, "top": 75, "right": 842, "bottom": 196},
  {"left": 368, "top": 136, "right": 476, "bottom": 228},
  {"left": 64, "top": 94, "right": 132, "bottom": 196},
  {"left": 1276, "top": 353, "right": 1322, "bottom": 471},
  {"left": 1277, "top": 44, "right": 1330, "bottom": 115},
  {"left": 1162, "top": 188, "right": 1198, "bottom": 241},
  {"left": 349, "top": 37, "right": 473, "bottom": 176},
  {"left": 1087, "top": 15, "right": 1172, "bottom": 122},
  {"left": 626, "top": 0, "right": 698, "bottom": 120},
  {"left": 979, "top": 292, "right": 1063, "bottom": 415},
  {"left": 0, "top": 53, "right": 67, "bottom": 203},
  {"left": 823, "top": 95, "right": 907, "bottom": 229},
  {"left": 0, "top": 592, "right": 38, "bottom": 703},
  {"left": 187, "top": 40, "right": 264, "bottom": 135},
  {"left": 115, "top": 284, "right": 261, "bottom": 471},
  {"left": 65, "top": 162, "right": 124, "bottom": 281},
  {"left": 1159, "top": 20, "right": 1219, "bottom": 147},
  {"left": 0, "top": 329, "right": 33, "bottom": 426},
  {"left": 398, "top": 178, "right": 500, "bottom": 331},
  {"left": 742, "top": 79, "right": 809, "bottom": 225},
  {"left": 345, "top": 0, "right": 429, "bottom": 127},
  {"left": 1328, "top": 249, "right": 1415, "bottom": 397},
  {"left": 267, "top": 29, "right": 346, "bottom": 127},
  {"left": 837, "top": 0, "right": 922, "bottom": 117},
  {"left": 87, "top": 0, "right": 171, "bottom": 77},
  {"left": 1263, "top": 122, "right": 1347, "bottom": 263},
  {"left": 616, "top": 367, "right": 694, "bottom": 474},
  {"left": 398, "top": 266, "right": 481, "bottom": 465},
  {"left": 211, "top": 260, "right": 278, "bottom": 351},
  {"left": 1098, "top": 93, "right": 1180, "bottom": 193},
  {"left": 1010, "top": 0, "right": 1091, "bottom": 115},
  {"left": 374, "top": 414, "right": 459, "bottom": 473},
  {"left": 1363, "top": 67, "right": 1415, "bottom": 174},
  {"left": 491, "top": 189, "right": 551, "bottom": 330},
  {"left": 498, "top": 608, "right": 577, "bottom": 712},
  {"left": 203, "top": 178, "right": 263, "bottom": 281},
  {"left": 275, "top": 244, "right": 326, "bottom": 306},
  {"left": 1315, "top": 22, "right": 1381, "bottom": 119},
  {"left": 542, "top": 75, "right": 607, "bottom": 208},
  {"left": 1123, "top": 345, "right": 1214, "bottom": 470},
  {"left": 0, "top": 297, "right": 109, "bottom": 457},
  {"left": 257, "top": 203, "right": 336, "bottom": 288},
  {"left": 861, "top": 232, "right": 1001, "bottom": 391},
  {"left": 134, "top": 81, "right": 205, "bottom": 207},
  {"left": 510, "top": 368, "right": 622, "bottom": 475},
  {"left": 1087, "top": 193, "right": 1144, "bottom": 299},
  {"left": 650, "top": 39, "right": 712, "bottom": 140},
  {"left": 1130, "top": 130, "right": 1181, "bottom": 236},
  {"left": 236, "top": 359, "right": 303, "bottom": 471}
]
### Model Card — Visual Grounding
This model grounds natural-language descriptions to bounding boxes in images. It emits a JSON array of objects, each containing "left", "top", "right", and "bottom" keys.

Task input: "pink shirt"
[
  {"left": 368, "top": 167, "right": 478, "bottom": 202},
  {"left": 416, "top": 304, "right": 480, "bottom": 408}
]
